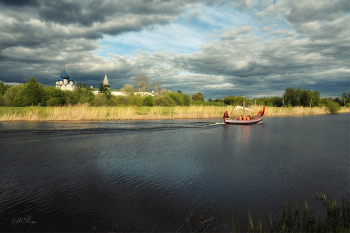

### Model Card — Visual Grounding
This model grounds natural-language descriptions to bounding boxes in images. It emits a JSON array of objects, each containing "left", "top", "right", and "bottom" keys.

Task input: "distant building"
[
  {"left": 103, "top": 73, "right": 109, "bottom": 87},
  {"left": 55, "top": 68, "right": 76, "bottom": 91},
  {"left": 89, "top": 73, "right": 155, "bottom": 97}
]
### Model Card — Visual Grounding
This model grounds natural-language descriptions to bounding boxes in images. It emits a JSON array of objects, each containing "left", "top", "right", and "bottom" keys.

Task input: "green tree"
[
  {"left": 99, "top": 83, "right": 110, "bottom": 93},
  {"left": 115, "top": 96, "right": 130, "bottom": 106},
  {"left": 283, "top": 88, "right": 297, "bottom": 106},
  {"left": 295, "top": 89, "right": 302, "bottom": 106},
  {"left": 44, "top": 87, "right": 66, "bottom": 106},
  {"left": 121, "top": 84, "right": 134, "bottom": 95},
  {"left": 224, "top": 96, "right": 236, "bottom": 105},
  {"left": 214, "top": 98, "right": 224, "bottom": 103},
  {"left": 63, "top": 90, "right": 79, "bottom": 105},
  {"left": 167, "top": 92, "right": 184, "bottom": 105},
  {"left": 224, "top": 96, "right": 249, "bottom": 106},
  {"left": 46, "top": 97, "right": 60, "bottom": 106},
  {"left": 0, "top": 81, "right": 5, "bottom": 96},
  {"left": 284, "top": 88, "right": 321, "bottom": 107},
  {"left": 129, "top": 94, "right": 144, "bottom": 106},
  {"left": 192, "top": 93, "right": 204, "bottom": 101},
  {"left": 14, "top": 77, "right": 45, "bottom": 106},
  {"left": 143, "top": 95, "right": 155, "bottom": 107},
  {"left": 341, "top": 92, "right": 349, "bottom": 106},
  {"left": 75, "top": 84, "right": 95, "bottom": 104},
  {"left": 0, "top": 95, "right": 4, "bottom": 106},
  {"left": 3, "top": 85, "right": 24, "bottom": 106},
  {"left": 322, "top": 98, "right": 341, "bottom": 113},
  {"left": 76, "top": 83, "right": 88, "bottom": 89},
  {"left": 313, "top": 91, "right": 321, "bottom": 106},
  {"left": 154, "top": 95, "right": 176, "bottom": 106},
  {"left": 182, "top": 94, "right": 191, "bottom": 106},
  {"left": 270, "top": 96, "right": 283, "bottom": 107},
  {"left": 12, "top": 89, "right": 27, "bottom": 106},
  {"left": 159, "top": 89, "right": 172, "bottom": 95},
  {"left": 93, "top": 93, "right": 109, "bottom": 106}
]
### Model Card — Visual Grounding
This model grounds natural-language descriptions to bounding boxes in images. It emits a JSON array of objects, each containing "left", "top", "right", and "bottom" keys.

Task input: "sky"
[{"left": 0, "top": 0, "right": 349, "bottom": 99}]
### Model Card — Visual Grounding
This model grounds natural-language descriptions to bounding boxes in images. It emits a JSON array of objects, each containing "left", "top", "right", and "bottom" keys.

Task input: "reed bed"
[
  {"left": 93, "top": 193, "right": 350, "bottom": 233},
  {"left": 245, "top": 193, "right": 350, "bottom": 233},
  {"left": 0, "top": 105, "right": 349, "bottom": 121},
  {"left": 264, "top": 106, "right": 328, "bottom": 116}
]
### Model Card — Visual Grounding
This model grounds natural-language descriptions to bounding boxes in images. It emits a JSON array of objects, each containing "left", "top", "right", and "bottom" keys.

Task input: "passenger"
[
  {"left": 223, "top": 111, "right": 229, "bottom": 119},
  {"left": 239, "top": 115, "right": 243, "bottom": 120},
  {"left": 244, "top": 116, "right": 247, "bottom": 120},
  {"left": 247, "top": 115, "right": 251, "bottom": 120}
]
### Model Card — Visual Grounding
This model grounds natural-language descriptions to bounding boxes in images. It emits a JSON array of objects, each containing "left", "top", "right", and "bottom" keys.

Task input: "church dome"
[
  {"left": 68, "top": 77, "right": 74, "bottom": 82},
  {"left": 56, "top": 77, "right": 60, "bottom": 81},
  {"left": 60, "top": 69, "right": 69, "bottom": 79}
]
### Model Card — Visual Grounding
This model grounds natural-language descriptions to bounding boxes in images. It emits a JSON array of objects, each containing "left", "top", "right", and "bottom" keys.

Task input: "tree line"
[
  {"left": 0, "top": 77, "right": 192, "bottom": 107},
  {"left": 0, "top": 77, "right": 348, "bottom": 110},
  {"left": 207, "top": 88, "right": 349, "bottom": 113},
  {"left": 208, "top": 88, "right": 349, "bottom": 108}
]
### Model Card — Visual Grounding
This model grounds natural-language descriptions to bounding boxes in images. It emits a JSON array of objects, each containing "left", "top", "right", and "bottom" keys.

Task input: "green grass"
[
  {"left": 0, "top": 106, "right": 48, "bottom": 117},
  {"left": 93, "top": 193, "right": 350, "bottom": 233},
  {"left": 0, "top": 106, "right": 43, "bottom": 115},
  {"left": 135, "top": 106, "right": 152, "bottom": 115},
  {"left": 243, "top": 193, "right": 350, "bottom": 233},
  {"left": 191, "top": 101, "right": 226, "bottom": 106},
  {"left": 0, "top": 107, "right": 26, "bottom": 115}
]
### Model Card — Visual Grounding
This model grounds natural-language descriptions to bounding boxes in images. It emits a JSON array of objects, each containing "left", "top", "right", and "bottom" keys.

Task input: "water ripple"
[{"left": 0, "top": 115, "right": 349, "bottom": 231}]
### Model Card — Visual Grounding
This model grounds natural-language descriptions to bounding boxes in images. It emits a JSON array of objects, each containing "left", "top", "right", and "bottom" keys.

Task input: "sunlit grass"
[{"left": 0, "top": 105, "right": 349, "bottom": 121}]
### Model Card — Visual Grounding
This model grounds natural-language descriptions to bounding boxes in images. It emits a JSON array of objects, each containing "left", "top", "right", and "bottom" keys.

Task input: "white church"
[
  {"left": 55, "top": 68, "right": 76, "bottom": 91},
  {"left": 55, "top": 69, "right": 154, "bottom": 96}
]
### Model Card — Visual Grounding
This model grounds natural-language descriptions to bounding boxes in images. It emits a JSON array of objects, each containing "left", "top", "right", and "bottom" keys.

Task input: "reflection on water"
[{"left": 0, "top": 114, "right": 349, "bottom": 232}]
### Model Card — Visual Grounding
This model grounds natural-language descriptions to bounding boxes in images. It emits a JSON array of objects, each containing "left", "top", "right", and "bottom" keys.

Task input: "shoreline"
[{"left": 1, "top": 105, "right": 349, "bottom": 122}]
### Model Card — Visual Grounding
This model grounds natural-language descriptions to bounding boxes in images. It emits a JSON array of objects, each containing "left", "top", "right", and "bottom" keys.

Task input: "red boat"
[{"left": 224, "top": 107, "right": 265, "bottom": 124}]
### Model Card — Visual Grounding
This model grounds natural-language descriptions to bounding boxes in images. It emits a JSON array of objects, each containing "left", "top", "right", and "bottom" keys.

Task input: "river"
[{"left": 0, "top": 113, "right": 349, "bottom": 232}]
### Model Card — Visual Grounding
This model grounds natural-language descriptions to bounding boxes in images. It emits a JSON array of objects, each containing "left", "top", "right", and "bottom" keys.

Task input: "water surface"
[{"left": 0, "top": 114, "right": 349, "bottom": 232}]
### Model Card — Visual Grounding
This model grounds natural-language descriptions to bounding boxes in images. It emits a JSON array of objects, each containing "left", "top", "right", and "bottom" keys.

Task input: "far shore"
[{"left": 0, "top": 105, "right": 349, "bottom": 121}]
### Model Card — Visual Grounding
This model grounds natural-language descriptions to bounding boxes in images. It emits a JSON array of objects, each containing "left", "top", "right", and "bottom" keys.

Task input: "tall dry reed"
[
  {"left": 46, "top": 104, "right": 110, "bottom": 120},
  {"left": 264, "top": 106, "right": 327, "bottom": 116},
  {"left": 0, "top": 106, "right": 42, "bottom": 121},
  {"left": 1, "top": 105, "right": 349, "bottom": 121}
]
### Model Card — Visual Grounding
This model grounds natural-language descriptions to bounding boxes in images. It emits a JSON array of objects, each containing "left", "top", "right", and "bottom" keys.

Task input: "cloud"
[
  {"left": 283, "top": 0, "right": 350, "bottom": 24},
  {"left": 0, "top": 0, "right": 348, "bottom": 99},
  {"left": 220, "top": 25, "right": 252, "bottom": 40},
  {"left": 0, "top": 0, "right": 39, "bottom": 7},
  {"left": 0, "top": 0, "right": 204, "bottom": 85},
  {"left": 37, "top": 0, "right": 202, "bottom": 27},
  {"left": 169, "top": 10, "right": 349, "bottom": 96},
  {"left": 204, "top": 83, "right": 235, "bottom": 89}
]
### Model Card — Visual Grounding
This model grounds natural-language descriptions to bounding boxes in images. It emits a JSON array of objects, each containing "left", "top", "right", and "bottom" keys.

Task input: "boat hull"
[
  {"left": 224, "top": 117, "right": 263, "bottom": 124},
  {"left": 224, "top": 107, "right": 265, "bottom": 124}
]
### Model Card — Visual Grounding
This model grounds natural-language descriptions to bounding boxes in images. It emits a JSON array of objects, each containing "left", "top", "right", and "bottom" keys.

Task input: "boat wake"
[{"left": 197, "top": 122, "right": 225, "bottom": 127}]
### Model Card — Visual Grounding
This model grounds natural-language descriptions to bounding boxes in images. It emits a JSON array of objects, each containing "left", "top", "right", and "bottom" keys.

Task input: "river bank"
[{"left": 1, "top": 105, "right": 349, "bottom": 121}]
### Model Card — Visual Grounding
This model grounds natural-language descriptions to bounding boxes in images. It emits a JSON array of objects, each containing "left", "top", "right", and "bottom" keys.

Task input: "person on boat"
[
  {"left": 247, "top": 115, "right": 251, "bottom": 120},
  {"left": 244, "top": 116, "right": 247, "bottom": 120},
  {"left": 239, "top": 115, "right": 243, "bottom": 120},
  {"left": 223, "top": 111, "right": 229, "bottom": 119}
]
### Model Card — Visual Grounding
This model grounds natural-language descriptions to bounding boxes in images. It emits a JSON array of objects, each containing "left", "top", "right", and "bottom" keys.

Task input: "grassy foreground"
[
  {"left": 0, "top": 105, "right": 350, "bottom": 121},
  {"left": 92, "top": 193, "right": 350, "bottom": 232}
]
